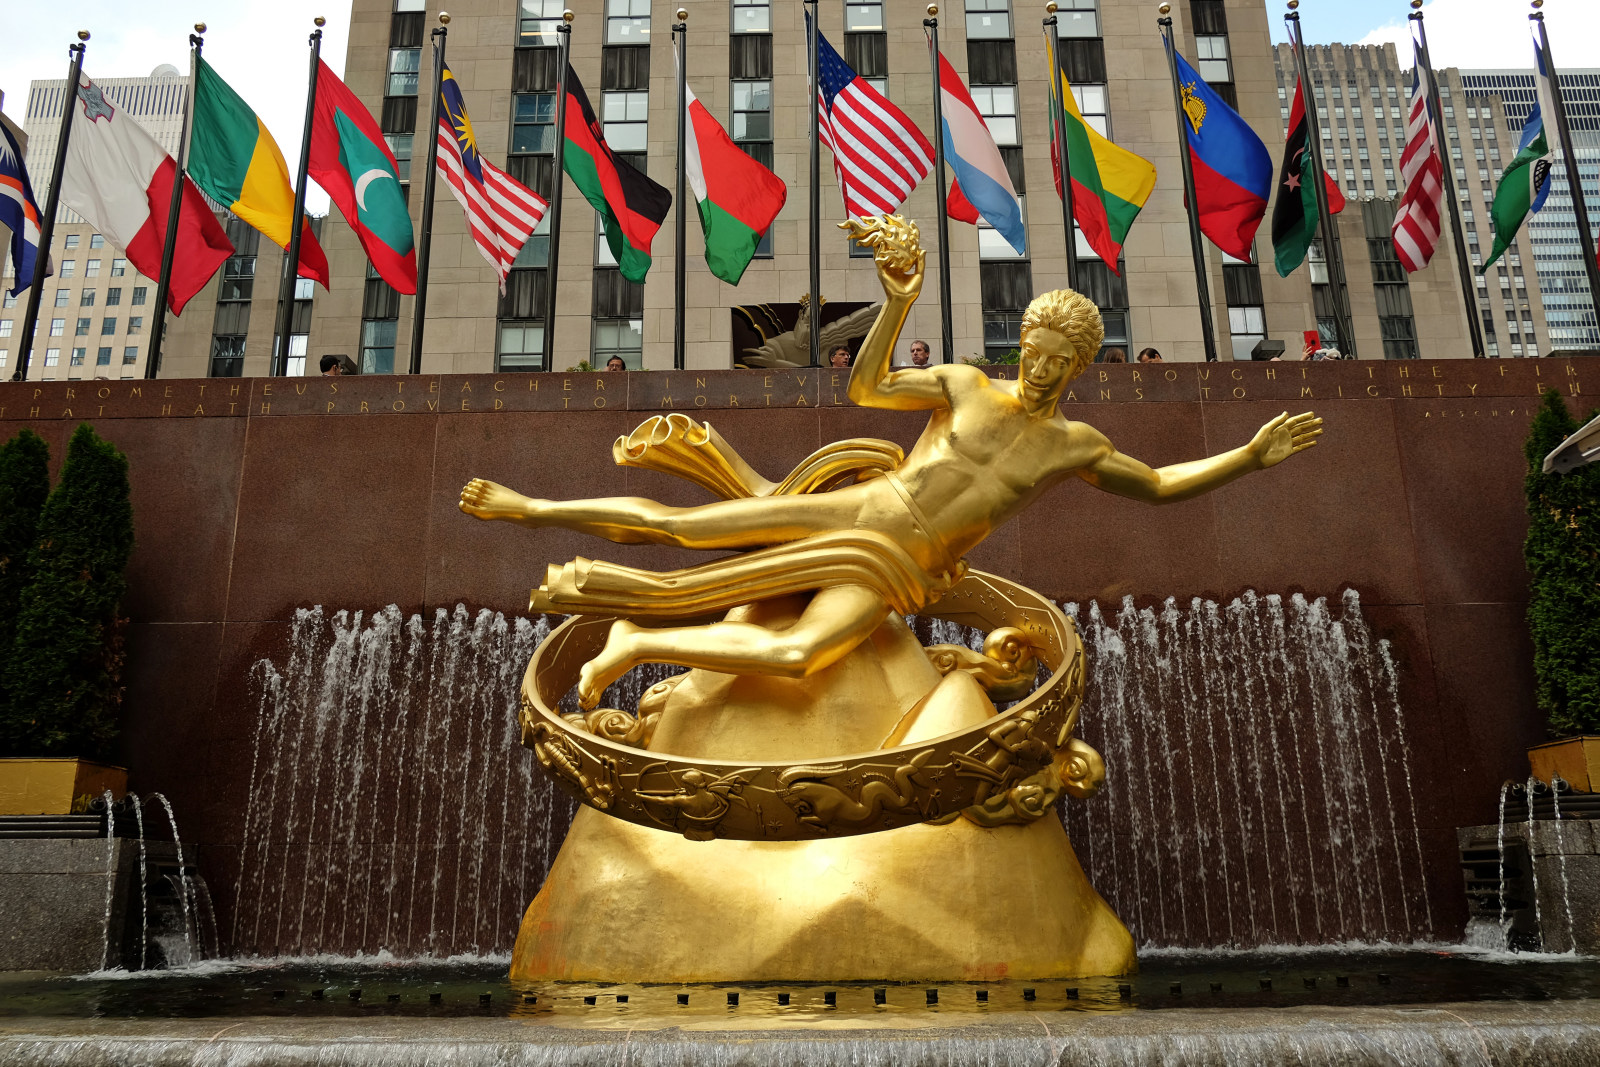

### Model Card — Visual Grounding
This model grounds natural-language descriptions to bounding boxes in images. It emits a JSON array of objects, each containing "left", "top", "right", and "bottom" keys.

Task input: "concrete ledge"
[{"left": 3, "top": 1001, "right": 1600, "bottom": 1066}]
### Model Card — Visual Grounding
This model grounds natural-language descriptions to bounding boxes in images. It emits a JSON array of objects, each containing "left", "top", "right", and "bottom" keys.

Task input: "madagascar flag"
[
  {"left": 563, "top": 68, "right": 670, "bottom": 283},
  {"left": 308, "top": 60, "right": 416, "bottom": 294},
  {"left": 188, "top": 57, "right": 329, "bottom": 288},
  {"left": 683, "top": 76, "right": 785, "bottom": 285},
  {"left": 1172, "top": 49, "right": 1272, "bottom": 262},
  {"left": 1271, "top": 73, "right": 1347, "bottom": 278},
  {"left": 1051, "top": 69, "right": 1156, "bottom": 275}
]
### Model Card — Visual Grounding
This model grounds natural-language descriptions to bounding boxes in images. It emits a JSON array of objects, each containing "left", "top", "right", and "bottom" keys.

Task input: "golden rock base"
[
  {"left": 510, "top": 604, "right": 1134, "bottom": 982},
  {"left": 510, "top": 806, "right": 1135, "bottom": 982}
]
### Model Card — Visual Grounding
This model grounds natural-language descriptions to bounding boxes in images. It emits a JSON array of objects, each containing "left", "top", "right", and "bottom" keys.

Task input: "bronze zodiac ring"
[{"left": 518, "top": 571, "right": 1105, "bottom": 842}]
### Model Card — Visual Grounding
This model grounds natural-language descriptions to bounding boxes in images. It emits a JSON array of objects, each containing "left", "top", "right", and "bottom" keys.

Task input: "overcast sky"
[{"left": 3, "top": 0, "right": 1597, "bottom": 214}]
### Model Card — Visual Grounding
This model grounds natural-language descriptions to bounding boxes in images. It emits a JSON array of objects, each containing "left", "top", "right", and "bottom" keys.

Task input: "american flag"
[
  {"left": 436, "top": 64, "right": 548, "bottom": 288},
  {"left": 807, "top": 13, "right": 934, "bottom": 218},
  {"left": 1392, "top": 54, "right": 1444, "bottom": 273}
]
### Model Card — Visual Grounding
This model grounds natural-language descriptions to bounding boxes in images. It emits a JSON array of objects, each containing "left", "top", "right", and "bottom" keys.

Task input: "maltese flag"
[{"left": 937, "top": 50, "right": 1024, "bottom": 255}]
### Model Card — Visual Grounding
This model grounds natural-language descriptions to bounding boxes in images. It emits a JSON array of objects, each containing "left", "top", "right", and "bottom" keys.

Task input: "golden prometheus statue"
[{"left": 461, "top": 216, "right": 1321, "bottom": 983}]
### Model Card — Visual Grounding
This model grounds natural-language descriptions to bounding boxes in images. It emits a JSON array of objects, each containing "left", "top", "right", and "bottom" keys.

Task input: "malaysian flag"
[
  {"left": 807, "top": 12, "right": 934, "bottom": 218},
  {"left": 1392, "top": 50, "right": 1444, "bottom": 273},
  {"left": 436, "top": 64, "right": 548, "bottom": 288}
]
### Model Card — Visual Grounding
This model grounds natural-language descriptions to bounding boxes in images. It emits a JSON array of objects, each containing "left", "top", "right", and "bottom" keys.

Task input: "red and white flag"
[
  {"left": 808, "top": 12, "right": 933, "bottom": 219},
  {"left": 1392, "top": 51, "right": 1444, "bottom": 273},
  {"left": 58, "top": 74, "right": 233, "bottom": 314},
  {"left": 434, "top": 64, "right": 546, "bottom": 289}
]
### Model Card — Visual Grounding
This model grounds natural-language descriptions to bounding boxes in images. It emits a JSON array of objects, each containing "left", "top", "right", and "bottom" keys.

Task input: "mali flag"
[
  {"left": 308, "top": 60, "right": 416, "bottom": 293},
  {"left": 188, "top": 57, "right": 329, "bottom": 288},
  {"left": 1050, "top": 69, "right": 1156, "bottom": 274},
  {"left": 563, "top": 68, "right": 670, "bottom": 284}
]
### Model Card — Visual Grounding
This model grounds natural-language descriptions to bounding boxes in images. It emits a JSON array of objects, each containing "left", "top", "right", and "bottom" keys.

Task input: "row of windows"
[
  {"left": 0, "top": 346, "right": 140, "bottom": 370},
  {"left": 50, "top": 286, "right": 145, "bottom": 308},
  {"left": 32, "top": 316, "right": 144, "bottom": 337}
]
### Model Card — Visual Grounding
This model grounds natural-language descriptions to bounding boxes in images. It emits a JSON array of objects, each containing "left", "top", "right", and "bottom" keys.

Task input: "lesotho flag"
[
  {"left": 308, "top": 60, "right": 416, "bottom": 293},
  {"left": 1172, "top": 49, "right": 1272, "bottom": 261},
  {"left": 1483, "top": 28, "right": 1555, "bottom": 271}
]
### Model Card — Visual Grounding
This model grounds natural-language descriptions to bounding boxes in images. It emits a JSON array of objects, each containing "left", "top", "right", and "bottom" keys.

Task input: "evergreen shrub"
[
  {"left": 0, "top": 429, "right": 51, "bottom": 717},
  {"left": 0, "top": 424, "right": 134, "bottom": 758},
  {"left": 1524, "top": 389, "right": 1600, "bottom": 738}
]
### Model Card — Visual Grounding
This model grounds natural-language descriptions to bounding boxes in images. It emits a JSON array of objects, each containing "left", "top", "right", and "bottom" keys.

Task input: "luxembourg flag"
[{"left": 937, "top": 51, "right": 1024, "bottom": 255}]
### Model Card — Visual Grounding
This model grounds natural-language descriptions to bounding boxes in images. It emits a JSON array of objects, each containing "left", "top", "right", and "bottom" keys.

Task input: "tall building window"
[
  {"left": 81, "top": 288, "right": 96, "bottom": 307},
  {"left": 122, "top": 346, "right": 138, "bottom": 367},
  {"left": 111, "top": 258, "right": 126, "bottom": 276},
  {"left": 1053, "top": 0, "right": 1098, "bottom": 37},
  {"left": 385, "top": 134, "right": 413, "bottom": 181},
  {"left": 106, "top": 287, "right": 121, "bottom": 306},
  {"left": 519, "top": 0, "right": 565, "bottom": 46},
  {"left": 846, "top": 2, "right": 885, "bottom": 31},
  {"left": 1194, "top": 37, "right": 1231, "bottom": 82},
  {"left": 970, "top": 86, "right": 1019, "bottom": 146},
  {"left": 44, "top": 348, "right": 59, "bottom": 367},
  {"left": 132, "top": 286, "right": 148, "bottom": 305},
  {"left": 605, "top": 0, "right": 650, "bottom": 45},
  {"left": 54, "top": 289, "right": 69, "bottom": 307},
  {"left": 70, "top": 347, "right": 85, "bottom": 367},
  {"left": 89, "top": 234, "right": 104, "bottom": 249},
  {"left": 601, "top": 91, "right": 649, "bottom": 152},
  {"left": 64, "top": 234, "right": 79, "bottom": 250},
  {"left": 86, "top": 259, "right": 101, "bottom": 278},
  {"left": 49, "top": 318, "right": 64, "bottom": 336},
  {"left": 128, "top": 316, "right": 143, "bottom": 334},
  {"left": 60, "top": 260, "right": 75, "bottom": 278},
  {"left": 211, "top": 219, "right": 258, "bottom": 377},
  {"left": 732, "top": 0, "right": 771, "bottom": 33},
  {"left": 76, "top": 317, "right": 90, "bottom": 336},
  {"left": 731, "top": 80, "right": 773, "bottom": 166},
  {"left": 101, "top": 317, "right": 117, "bottom": 336},
  {"left": 96, "top": 346, "right": 112, "bottom": 367},
  {"left": 387, "top": 47, "right": 421, "bottom": 96},
  {"left": 965, "top": 0, "right": 1012, "bottom": 40}
]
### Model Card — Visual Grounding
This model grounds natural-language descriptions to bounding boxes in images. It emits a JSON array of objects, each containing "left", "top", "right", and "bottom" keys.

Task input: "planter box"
[
  {"left": 0, "top": 758, "right": 127, "bottom": 816},
  {"left": 1529, "top": 736, "right": 1600, "bottom": 793}
]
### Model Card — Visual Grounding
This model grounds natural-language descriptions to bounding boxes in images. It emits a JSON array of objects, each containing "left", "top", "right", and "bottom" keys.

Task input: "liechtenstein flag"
[
  {"left": 1172, "top": 49, "right": 1272, "bottom": 261},
  {"left": 937, "top": 51, "right": 1024, "bottom": 254}
]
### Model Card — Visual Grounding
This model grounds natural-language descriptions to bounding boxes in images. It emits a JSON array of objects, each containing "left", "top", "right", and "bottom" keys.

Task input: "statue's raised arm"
[{"left": 841, "top": 216, "right": 954, "bottom": 411}]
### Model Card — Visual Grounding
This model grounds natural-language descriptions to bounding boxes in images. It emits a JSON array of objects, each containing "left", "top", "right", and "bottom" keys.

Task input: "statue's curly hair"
[{"left": 1020, "top": 289, "right": 1104, "bottom": 377}]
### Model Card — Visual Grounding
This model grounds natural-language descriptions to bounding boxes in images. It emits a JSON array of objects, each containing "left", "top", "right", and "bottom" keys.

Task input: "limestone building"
[{"left": 288, "top": 0, "right": 1475, "bottom": 375}]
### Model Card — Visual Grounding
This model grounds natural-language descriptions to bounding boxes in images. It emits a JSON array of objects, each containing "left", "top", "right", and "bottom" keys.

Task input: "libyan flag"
[
  {"left": 563, "top": 68, "right": 670, "bottom": 284},
  {"left": 682, "top": 76, "right": 785, "bottom": 285},
  {"left": 1271, "top": 75, "right": 1347, "bottom": 278},
  {"left": 308, "top": 60, "right": 416, "bottom": 294}
]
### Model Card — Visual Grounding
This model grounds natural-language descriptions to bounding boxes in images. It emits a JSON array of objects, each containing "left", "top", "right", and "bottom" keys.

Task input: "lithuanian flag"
[
  {"left": 563, "top": 68, "right": 670, "bottom": 284},
  {"left": 188, "top": 57, "right": 329, "bottom": 287},
  {"left": 1050, "top": 69, "right": 1156, "bottom": 275}
]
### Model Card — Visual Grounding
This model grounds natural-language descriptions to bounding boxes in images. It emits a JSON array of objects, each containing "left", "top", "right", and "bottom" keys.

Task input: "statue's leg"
[
  {"left": 462, "top": 478, "right": 862, "bottom": 549},
  {"left": 577, "top": 585, "right": 891, "bottom": 708}
]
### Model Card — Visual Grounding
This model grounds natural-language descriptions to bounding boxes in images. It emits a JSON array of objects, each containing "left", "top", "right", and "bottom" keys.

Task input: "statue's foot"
[
  {"left": 459, "top": 478, "right": 537, "bottom": 522},
  {"left": 578, "top": 620, "right": 641, "bottom": 710}
]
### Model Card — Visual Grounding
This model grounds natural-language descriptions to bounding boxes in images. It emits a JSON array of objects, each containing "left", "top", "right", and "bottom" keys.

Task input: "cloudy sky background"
[{"left": 3, "top": 0, "right": 1598, "bottom": 214}]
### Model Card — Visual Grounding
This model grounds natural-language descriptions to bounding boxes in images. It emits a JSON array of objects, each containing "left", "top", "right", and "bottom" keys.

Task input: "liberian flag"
[
  {"left": 679, "top": 56, "right": 786, "bottom": 285},
  {"left": 937, "top": 50, "right": 1023, "bottom": 255},
  {"left": 0, "top": 120, "right": 48, "bottom": 296},
  {"left": 57, "top": 74, "right": 233, "bottom": 314}
]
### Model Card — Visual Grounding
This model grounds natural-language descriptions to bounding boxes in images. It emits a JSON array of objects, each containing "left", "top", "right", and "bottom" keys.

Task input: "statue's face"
[{"left": 1017, "top": 327, "right": 1080, "bottom": 406}]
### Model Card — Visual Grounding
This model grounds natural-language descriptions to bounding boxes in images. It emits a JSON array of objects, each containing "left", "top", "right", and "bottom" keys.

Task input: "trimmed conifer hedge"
[
  {"left": 1524, "top": 389, "right": 1600, "bottom": 738},
  {"left": 0, "top": 424, "right": 134, "bottom": 758},
  {"left": 0, "top": 428, "right": 51, "bottom": 723}
]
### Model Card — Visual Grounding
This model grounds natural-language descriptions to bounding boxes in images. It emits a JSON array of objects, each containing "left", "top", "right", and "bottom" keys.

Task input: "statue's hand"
[
  {"left": 1249, "top": 411, "right": 1323, "bottom": 468},
  {"left": 840, "top": 216, "right": 924, "bottom": 303}
]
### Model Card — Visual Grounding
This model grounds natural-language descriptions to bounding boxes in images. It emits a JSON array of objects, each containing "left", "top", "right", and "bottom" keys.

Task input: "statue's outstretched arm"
[
  {"left": 1077, "top": 411, "right": 1323, "bottom": 504},
  {"left": 840, "top": 216, "right": 947, "bottom": 411}
]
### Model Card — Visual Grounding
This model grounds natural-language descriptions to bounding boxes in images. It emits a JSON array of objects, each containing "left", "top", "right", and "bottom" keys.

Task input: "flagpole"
[
  {"left": 924, "top": 5, "right": 954, "bottom": 364},
  {"left": 1158, "top": 9, "right": 1219, "bottom": 363},
  {"left": 14, "top": 32, "right": 88, "bottom": 383},
  {"left": 1531, "top": 0, "right": 1600, "bottom": 336},
  {"left": 409, "top": 12, "right": 449, "bottom": 375},
  {"left": 1285, "top": 1, "right": 1356, "bottom": 357},
  {"left": 273, "top": 16, "right": 324, "bottom": 377},
  {"left": 805, "top": 0, "right": 821, "bottom": 369},
  {"left": 673, "top": 9, "right": 688, "bottom": 371},
  {"left": 1410, "top": 1, "right": 1484, "bottom": 358},
  {"left": 1044, "top": 3, "right": 1079, "bottom": 293},
  {"left": 147, "top": 24, "right": 204, "bottom": 380},
  {"left": 541, "top": 10, "right": 574, "bottom": 373}
]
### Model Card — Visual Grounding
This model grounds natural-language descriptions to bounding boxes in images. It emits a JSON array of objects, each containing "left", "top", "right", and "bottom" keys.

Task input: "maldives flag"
[
  {"left": 57, "top": 75, "right": 232, "bottom": 315},
  {"left": 308, "top": 60, "right": 416, "bottom": 293},
  {"left": 680, "top": 66, "right": 785, "bottom": 284},
  {"left": 564, "top": 68, "right": 670, "bottom": 283},
  {"left": 1271, "top": 72, "right": 1347, "bottom": 278}
]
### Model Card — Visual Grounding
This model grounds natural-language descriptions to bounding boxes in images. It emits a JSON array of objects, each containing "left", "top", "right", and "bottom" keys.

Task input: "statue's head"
[{"left": 1016, "top": 289, "right": 1104, "bottom": 406}]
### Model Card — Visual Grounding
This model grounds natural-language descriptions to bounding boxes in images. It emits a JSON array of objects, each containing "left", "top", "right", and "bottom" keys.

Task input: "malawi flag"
[
  {"left": 563, "top": 68, "right": 670, "bottom": 284},
  {"left": 57, "top": 74, "right": 232, "bottom": 315},
  {"left": 308, "top": 60, "right": 416, "bottom": 294},
  {"left": 1271, "top": 73, "right": 1348, "bottom": 278},
  {"left": 188, "top": 57, "right": 329, "bottom": 288},
  {"left": 1050, "top": 69, "right": 1156, "bottom": 273},
  {"left": 1171, "top": 49, "right": 1272, "bottom": 262},
  {"left": 681, "top": 72, "right": 785, "bottom": 284}
]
